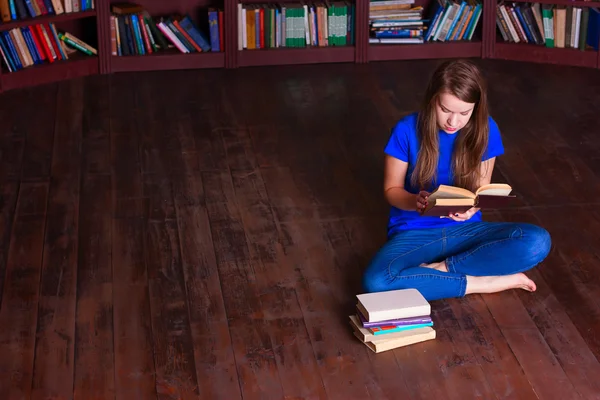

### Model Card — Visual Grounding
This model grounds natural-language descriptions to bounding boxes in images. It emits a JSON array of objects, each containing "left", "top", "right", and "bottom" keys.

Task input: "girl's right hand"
[{"left": 416, "top": 191, "right": 430, "bottom": 213}]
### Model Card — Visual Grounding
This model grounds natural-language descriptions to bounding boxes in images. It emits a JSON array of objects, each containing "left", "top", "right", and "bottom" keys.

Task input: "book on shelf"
[
  {"left": 368, "top": 0, "right": 482, "bottom": 45},
  {"left": 424, "top": 0, "right": 482, "bottom": 42},
  {"left": 422, "top": 183, "right": 515, "bottom": 216},
  {"left": 496, "top": 2, "right": 600, "bottom": 52},
  {"left": 0, "top": 0, "right": 93, "bottom": 23},
  {"left": 0, "top": 21, "right": 96, "bottom": 72},
  {"left": 369, "top": 0, "right": 425, "bottom": 44},
  {"left": 237, "top": 2, "right": 354, "bottom": 50},
  {"left": 350, "top": 288, "right": 436, "bottom": 353},
  {"left": 109, "top": 2, "right": 222, "bottom": 56}
]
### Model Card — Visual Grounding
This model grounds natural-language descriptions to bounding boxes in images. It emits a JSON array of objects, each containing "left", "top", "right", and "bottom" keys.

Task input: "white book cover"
[{"left": 356, "top": 288, "right": 430, "bottom": 322}]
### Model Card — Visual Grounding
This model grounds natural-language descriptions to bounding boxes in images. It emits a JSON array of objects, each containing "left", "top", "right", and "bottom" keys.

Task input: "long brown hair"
[{"left": 411, "top": 59, "right": 489, "bottom": 192}]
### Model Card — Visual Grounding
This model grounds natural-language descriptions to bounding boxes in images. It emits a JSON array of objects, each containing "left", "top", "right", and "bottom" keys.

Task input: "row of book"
[
  {"left": 0, "top": 22, "right": 96, "bottom": 72},
  {"left": 109, "top": 3, "right": 222, "bottom": 56},
  {"left": 351, "top": 288, "right": 436, "bottom": 353},
  {"left": 425, "top": 0, "right": 482, "bottom": 42},
  {"left": 496, "top": 2, "right": 600, "bottom": 50},
  {"left": 0, "top": 0, "right": 92, "bottom": 22},
  {"left": 237, "top": 2, "right": 355, "bottom": 49},
  {"left": 368, "top": 0, "right": 482, "bottom": 45},
  {"left": 369, "top": 1, "right": 425, "bottom": 44}
]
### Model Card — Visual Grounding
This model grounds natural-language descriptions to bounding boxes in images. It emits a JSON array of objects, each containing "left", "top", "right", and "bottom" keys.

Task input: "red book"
[{"left": 259, "top": 7, "right": 264, "bottom": 49}]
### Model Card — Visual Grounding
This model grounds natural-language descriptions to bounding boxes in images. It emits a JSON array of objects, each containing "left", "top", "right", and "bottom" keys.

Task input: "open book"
[{"left": 422, "top": 183, "right": 515, "bottom": 217}]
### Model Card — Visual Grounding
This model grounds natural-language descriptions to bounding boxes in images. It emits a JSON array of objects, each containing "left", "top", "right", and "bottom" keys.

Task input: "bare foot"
[
  {"left": 465, "top": 273, "right": 536, "bottom": 295},
  {"left": 420, "top": 261, "right": 448, "bottom": 273}
]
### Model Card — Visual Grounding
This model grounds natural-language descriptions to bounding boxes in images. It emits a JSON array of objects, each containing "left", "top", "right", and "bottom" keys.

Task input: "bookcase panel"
[
  {"left": 59, "top": 15, "right": 98, "bottom": 46},
  {"left": 108, "top": 0, "right": 225, "bottom": 72},
  {"left": 111, "top": 48, "right": 224, "bottom": 70},
  {"left": 0, "top": 0, "right": 596, "bottom": 93},
  {"left": 492, "top": 1, "right": 600, "bottom": 69},
  {"left": 113, "top": 0, "right": 221, "bottom": 16},
  {"left": 0, "top": 10, "right": 96, "bottom": 31},
  {"left": 494, "top": 42, "right": 597, "bottom": 67},
  {"left": 367, "top": 0, "right": 485, "bottom": 55},
  {"left": 235, "top": 0, "right": 357, "bottom": 66},
  {"left": 368, "top": 40, "right": 482, "bottom": 60},
  {"left": 508, "top": 0, "right": 598, "bottom": 9},
  {"left": 0, "top": 16, "right": 99, "bottom": 80},
  {"left": 238, "top": 45, "right": 355, "bottom": 66},
  {"left": 0, "top": 53, "right": 97, "bottom": 90}
]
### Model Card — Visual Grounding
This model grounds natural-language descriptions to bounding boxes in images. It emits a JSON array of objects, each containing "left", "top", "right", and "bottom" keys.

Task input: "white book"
[{"left": 356, "top": 288, "right": 430, "bottom": 322}]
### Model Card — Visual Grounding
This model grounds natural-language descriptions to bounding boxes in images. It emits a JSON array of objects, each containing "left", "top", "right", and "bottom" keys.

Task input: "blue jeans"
[{"left": 362, "top": 222, "right": 552, "bottom": 301}]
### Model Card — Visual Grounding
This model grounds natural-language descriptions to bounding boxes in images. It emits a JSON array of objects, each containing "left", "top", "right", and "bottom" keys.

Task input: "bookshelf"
[
  {"left": 0, "top": 0, "right": 598, "bottom": 93},
  {"left": 367, "top": 0, "right": 486, "bottom": 62},
  {"left": 106, "top": 0, "right": 226, "bottom": 72},
  {"left": 490, "top": 0, "right": 600, "bottom": 68},
  {"left": 0, "top": 4, "right": 100, "bottom": 91},
  {"left": 234, "top": 0, "right": 358, "bottom": 66}
]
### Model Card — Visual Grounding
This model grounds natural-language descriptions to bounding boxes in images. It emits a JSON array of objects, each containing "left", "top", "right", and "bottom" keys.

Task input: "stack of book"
[
  {"left": 368, "top": 0, "right": 425, "bottom": 44},
  {"left": 350, "top": 288, "right": 436, "bottom": 353}
]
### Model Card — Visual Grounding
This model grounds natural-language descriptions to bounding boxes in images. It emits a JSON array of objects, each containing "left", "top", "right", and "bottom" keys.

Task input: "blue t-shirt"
[{"left": 384, "top": 112, "right": 505, "bottom": 237}]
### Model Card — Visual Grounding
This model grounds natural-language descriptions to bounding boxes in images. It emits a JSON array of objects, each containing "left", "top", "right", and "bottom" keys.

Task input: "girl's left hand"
[{"left": 448, "top": 207, "right": 479, "bottom": 222}]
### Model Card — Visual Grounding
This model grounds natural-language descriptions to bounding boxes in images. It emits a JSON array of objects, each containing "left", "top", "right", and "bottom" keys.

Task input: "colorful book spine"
[{"left": 358, "top": 311, "right": 433, "bottom": 328}]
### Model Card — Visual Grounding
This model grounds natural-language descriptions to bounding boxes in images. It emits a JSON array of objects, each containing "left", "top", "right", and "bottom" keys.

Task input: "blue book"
[
  {"left": 0, "top": 35, "right": 17, "bottom": 72},
  {"left": 2, "top": 32, "right": 22, "bottom": 70},
  {"left": 178, "top": 15, "right": 211, "bottom": 52},
  {"left": 208, "top": 9, "right": 220, "bottom": 52},
  {"left": 587, "top": 7, "right": 600, "bottom": 50}
]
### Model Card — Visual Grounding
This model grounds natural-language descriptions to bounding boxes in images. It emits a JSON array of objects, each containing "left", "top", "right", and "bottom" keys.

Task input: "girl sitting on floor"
[{"left": 362, "top": 59, "right": 551, "bottom": 302}]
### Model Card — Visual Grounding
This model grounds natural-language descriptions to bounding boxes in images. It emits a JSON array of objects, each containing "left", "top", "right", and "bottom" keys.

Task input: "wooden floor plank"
[
  {"left": 0, "top": 182, "right": 49, "bottom": 400},
  {"left": 19, "top": 85, "right": 57, "bottom": 181},
  {"left": 0, "top": 181, "right": 18, "bottom": 308},
  {"left": 30, "top": 79, "right": 83, "bottom": 400},
  {"left": 447, "top": 295, "right": 538, "bottom": 400},
  {"left": 137, "top": 93, "right": 201, "bottom": 399},
  {"left": 74, "top": 173, "right": 115, "bottom": 399},
  {"left": 139, "top": 73, "right": 242, "bottom": 399},
  {"left": 82, "top": 76, "right": 111, "bottom": 175},
  {"left": 231, "top": 167, "right": 328, "bottom": 399},
  {"left": 495, "top": 209, "right": 600, "bottom": 398},
  {"left": 145, "top": 218, "right": 200, "bottom": 399},
  {"left": 0, "top": 89, "right": 26, "bottom": 182},
  {"left": 110, "top": 73, "right": 158, "bottom": 399},
  {"left": 173, "top": 172, "right": 242, "bottom": 400},
  {"left": 202, "top": 170, "right": 285, "bottom": 399},
  {"left": 260, "top": 164, "right": 378, "bottom": 399}
]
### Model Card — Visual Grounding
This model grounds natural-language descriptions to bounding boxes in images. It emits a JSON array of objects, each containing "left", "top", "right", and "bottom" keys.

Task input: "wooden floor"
[{"left": 1, "top": 59, "right": 600, "bottom": 400}]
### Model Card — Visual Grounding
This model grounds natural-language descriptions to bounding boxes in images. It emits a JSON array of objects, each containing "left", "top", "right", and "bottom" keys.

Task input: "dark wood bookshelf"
[
  {"left": 368, "top": 41, "right": 483, "bottom": 61},
  {"left": 111, "top": 49, "right": 225, "bottom": 71},
  {"left": 506, "top": 0, "right": 598, "bottom": 7},
  {"left": 106, "top": 0, "right": 226, "bottom": 70},
  {"left": 0, "top": 54, "right": 98, "bottom": 91},
  {"left": 493, "top": 42, "right": 598, "bottom": 68},
  {"left": 0, "top": 0, "right": 600, "bottom": 94},
  {"left": 238, "top": 46, "right": 356, "bottom": 66},
  {"left": 0, "top": 10, "right": 97, "bottom": 32},
  {"left": 490, "top": 0, "right": 600, "bottom": 68}
]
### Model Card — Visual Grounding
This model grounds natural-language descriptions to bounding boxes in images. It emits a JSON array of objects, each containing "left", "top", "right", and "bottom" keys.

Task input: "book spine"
[{"left": 58, "top": 32, "right": 93, "bottom": 55}]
